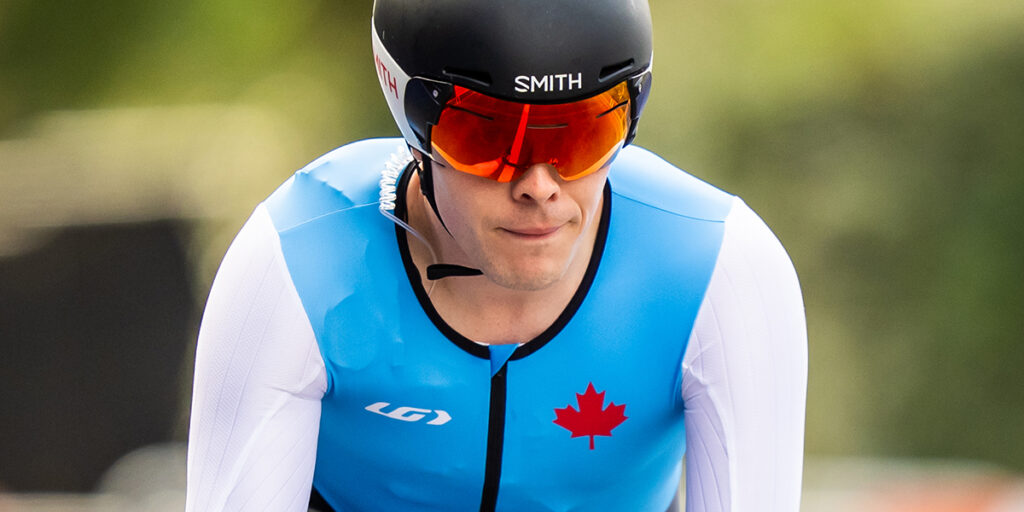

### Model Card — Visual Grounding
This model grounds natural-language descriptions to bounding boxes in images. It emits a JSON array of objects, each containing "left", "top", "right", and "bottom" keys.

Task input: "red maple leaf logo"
[{"left": 553, "top": 382, "right": 628, "bottom": 449}]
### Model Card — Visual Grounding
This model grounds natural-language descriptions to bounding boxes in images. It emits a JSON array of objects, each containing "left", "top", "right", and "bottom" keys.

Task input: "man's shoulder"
[
  {"left": 264, "top": 138, "right": 410, "bottom": 232},
  {"left": 609, "top": 145, "right": 734, "bottom": 222}
]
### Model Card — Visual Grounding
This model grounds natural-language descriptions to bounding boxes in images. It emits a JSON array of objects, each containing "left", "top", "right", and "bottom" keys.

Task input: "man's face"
[{"left": 428, "top": 156, "right": 608, "bottom": 291}]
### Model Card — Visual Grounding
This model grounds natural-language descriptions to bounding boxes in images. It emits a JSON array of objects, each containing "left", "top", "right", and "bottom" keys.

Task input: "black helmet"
[{"left": 371, "top": 0, "right": 654, "bottom": 156}]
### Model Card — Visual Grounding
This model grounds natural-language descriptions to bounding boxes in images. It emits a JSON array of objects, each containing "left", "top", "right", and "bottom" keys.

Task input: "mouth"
[{"left": 500, "top": 225, "right": 563, "bottom": 240}]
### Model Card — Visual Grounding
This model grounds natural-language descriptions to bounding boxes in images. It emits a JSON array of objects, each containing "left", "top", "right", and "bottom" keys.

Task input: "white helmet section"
[{"left": 371, "top": 19, "right": 421, "bottom": 154}]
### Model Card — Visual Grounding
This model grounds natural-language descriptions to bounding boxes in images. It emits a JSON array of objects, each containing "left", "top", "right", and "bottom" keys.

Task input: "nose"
[{"left": 511, "top": 163, "right": 561, "bottom": 203}]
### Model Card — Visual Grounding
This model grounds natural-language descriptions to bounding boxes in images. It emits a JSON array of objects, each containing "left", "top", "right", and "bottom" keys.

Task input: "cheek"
[
  {"left": 433, "top": 173, "right": 494, "bottom": 236},
  {"left": 571, "top": 173, "right": 608, "bottom": 218}
]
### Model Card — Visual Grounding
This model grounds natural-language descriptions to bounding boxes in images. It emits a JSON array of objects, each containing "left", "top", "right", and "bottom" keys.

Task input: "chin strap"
[
  {"left": 417, "top": 157, "right": 449, "bottom": 234},
  {"left": 426, "top": 264, "right": 484, "bottom": 280},
  {"left": 415, "top": 153, "right": 483, "bottom": 281}
]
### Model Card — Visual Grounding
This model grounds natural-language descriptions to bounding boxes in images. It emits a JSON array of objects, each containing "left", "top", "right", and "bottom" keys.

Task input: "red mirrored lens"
[{"left": 430, "top": 82, "right": 630, "bottom": 182}]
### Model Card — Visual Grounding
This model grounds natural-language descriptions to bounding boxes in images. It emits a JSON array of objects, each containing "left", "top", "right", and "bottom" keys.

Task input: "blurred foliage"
[
  {"left": 1, "top": 0, "right": 1022, "bottom": 471},
  {"left": 0, "top": 0, "right": 390, "bottom": 148},
  {"left": 642, "top": 0, "right": 1024, "bottom": 468}
]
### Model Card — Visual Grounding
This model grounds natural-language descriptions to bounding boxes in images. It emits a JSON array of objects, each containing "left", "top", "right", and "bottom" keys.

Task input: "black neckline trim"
[{"left": 394, "top": 166, "right": 612, "bottom": 361}]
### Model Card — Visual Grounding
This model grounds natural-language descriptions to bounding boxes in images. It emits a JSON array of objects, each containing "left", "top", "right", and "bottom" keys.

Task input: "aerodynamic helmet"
[{"left": 371, "top": 0, "right": 654, "bottom": 157}]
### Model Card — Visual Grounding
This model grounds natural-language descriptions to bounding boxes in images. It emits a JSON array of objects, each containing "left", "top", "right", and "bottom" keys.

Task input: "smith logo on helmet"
[
  {"left": 514, "top": 73, "right": 583, "bottom": 94},
  {"left": 374, "top": 53, "right": 399, "bottom": 99}
]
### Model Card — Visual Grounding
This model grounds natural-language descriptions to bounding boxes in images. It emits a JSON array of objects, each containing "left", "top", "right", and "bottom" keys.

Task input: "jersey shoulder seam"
[{"left": 611, "top": 189, "right": 734, "bottom": 223}]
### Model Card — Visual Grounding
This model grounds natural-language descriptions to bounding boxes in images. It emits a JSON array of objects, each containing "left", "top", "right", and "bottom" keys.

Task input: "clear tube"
[{"left": 378, "top": 145, "right": 438, "bottom": 294}]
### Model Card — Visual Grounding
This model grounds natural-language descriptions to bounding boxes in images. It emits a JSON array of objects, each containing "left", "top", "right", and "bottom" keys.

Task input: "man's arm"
[
  {"left": 681, "top": 197, "right": 808, "bottom": 512},
  {"left": 186, "top": 204, "right": 328, "bottom": 512}
]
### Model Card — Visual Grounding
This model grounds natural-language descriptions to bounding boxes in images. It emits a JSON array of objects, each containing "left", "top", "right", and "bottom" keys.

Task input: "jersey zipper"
[{"left": 479, "top": 363, "right": 508, "bottom": 512}]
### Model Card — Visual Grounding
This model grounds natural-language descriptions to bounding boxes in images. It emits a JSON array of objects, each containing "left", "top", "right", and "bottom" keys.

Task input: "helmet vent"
[
  {"left": 599, "top": 59, "right": 635, "bottom": 82},
  {"left": 442, "top": 67, "right": 492, "bottom": 88}
]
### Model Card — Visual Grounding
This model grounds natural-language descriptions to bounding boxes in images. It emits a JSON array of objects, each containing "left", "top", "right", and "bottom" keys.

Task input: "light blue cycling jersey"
[{"left": 263, "top": 138, "right": 733, "bottom": 511}]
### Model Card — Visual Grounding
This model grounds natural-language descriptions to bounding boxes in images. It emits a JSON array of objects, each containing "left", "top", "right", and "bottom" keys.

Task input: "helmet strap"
[
  {"left": 413, "top": 151, "right": 483, "bottom": 280},
  {"left": 416, "top": 155, "right": 451, "bottom": 236}
]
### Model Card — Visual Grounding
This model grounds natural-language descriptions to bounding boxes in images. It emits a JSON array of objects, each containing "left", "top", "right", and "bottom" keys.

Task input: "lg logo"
[{"left": 365, "top": 402, "right": 451, "bottom": 426}]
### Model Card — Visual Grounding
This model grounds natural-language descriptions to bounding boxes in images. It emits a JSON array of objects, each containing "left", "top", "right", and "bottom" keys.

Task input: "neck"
[{"left": 403, "top": 172, "right": 601, "bottom": 345}]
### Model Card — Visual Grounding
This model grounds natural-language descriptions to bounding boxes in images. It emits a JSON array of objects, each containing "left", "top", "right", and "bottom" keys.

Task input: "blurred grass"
[{"left": 1, "top": 0, "right": 1023, "bottom": 475}]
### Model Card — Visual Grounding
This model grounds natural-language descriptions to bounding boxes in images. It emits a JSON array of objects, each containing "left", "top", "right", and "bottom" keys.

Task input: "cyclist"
[{"left": 186, "top": 0, "right": 807, "bottom": 510}]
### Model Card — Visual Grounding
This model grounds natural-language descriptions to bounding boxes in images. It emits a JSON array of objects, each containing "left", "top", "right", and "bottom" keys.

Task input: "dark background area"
[{"left": 0, "top": 221, "right": 194, "bottom": 491}]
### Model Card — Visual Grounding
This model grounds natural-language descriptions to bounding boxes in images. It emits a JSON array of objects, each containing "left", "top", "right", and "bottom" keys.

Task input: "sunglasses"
[{"left": 429, "top": 82, "right": 632, "bottom": 183}]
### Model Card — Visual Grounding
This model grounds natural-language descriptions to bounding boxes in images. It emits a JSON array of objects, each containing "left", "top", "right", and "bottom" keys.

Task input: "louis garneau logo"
[{"left": 365, "top": 402, "right": 451, "bottom": 426}]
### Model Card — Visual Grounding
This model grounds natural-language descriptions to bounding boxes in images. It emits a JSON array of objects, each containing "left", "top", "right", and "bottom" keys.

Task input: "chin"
[{"left": 484, "top": 259, "right": 568, "bottom": 291}]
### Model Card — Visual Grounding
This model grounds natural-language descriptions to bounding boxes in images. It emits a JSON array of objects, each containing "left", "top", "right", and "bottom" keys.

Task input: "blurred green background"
[{"left": 1, "top": 0, "right": 1022, "bottom": 499}]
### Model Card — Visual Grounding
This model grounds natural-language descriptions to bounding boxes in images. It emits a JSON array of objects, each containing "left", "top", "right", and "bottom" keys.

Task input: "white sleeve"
[
  {"left": 186, "top": 203, "right": 328, "bottom": 512},
  {"left": 681, "top": 197, "right": 808, "bottom": 512}
]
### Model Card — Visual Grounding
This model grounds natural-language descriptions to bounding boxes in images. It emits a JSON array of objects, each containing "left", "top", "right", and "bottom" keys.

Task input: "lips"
[{"left": 501, "top": 225, "right": 562, "bottom": 238}]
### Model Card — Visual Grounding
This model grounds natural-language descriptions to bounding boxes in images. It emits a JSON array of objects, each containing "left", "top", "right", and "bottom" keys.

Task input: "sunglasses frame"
[{"left": 402, "top": 69, "right": 653, "bottom": 160}]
